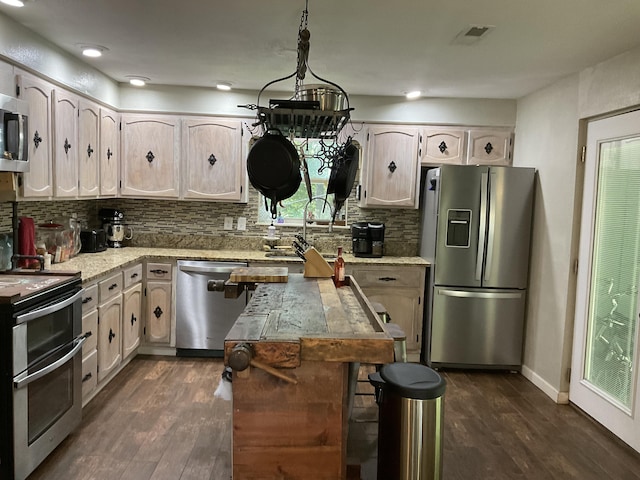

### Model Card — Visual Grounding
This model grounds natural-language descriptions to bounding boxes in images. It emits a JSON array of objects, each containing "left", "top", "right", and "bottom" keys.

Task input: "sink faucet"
[{"left": 302, "top": 195, "right": 334, "bottom": 244}]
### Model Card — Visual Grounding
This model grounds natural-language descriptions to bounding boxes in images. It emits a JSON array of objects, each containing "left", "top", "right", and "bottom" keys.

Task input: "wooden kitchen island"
[{"left": 224, "top": 273, "right": 394, "bottom": 480}]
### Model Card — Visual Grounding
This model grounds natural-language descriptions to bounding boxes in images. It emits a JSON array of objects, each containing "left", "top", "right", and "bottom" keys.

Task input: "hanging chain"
[{"left": 295, "top": 0, "right": 310, "bottom": 94}]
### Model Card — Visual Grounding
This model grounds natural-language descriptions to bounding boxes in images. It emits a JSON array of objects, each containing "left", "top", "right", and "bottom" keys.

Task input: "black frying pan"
[
  {"left": 248, "top": 130, "right": 302, "bottom": 217},
  {"left": 331, "top": 142, "right": 359, "bottom": 218}
]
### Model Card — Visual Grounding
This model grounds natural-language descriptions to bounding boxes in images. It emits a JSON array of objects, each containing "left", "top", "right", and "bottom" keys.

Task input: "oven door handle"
[
  {"left": 15, "top": 288, "right": 84, "bottom": 325},
  {"left": 13, "top": 333, "right": 89, "bottom": 390}
]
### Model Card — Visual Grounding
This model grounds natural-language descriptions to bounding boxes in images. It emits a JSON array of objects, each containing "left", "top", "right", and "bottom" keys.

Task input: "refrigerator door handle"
[
  {"left": 475, "top": 172, "right": 489, "bottom": 281},
  {"left": 438, "top": 289, "right": 523, "bottom": 300},
  {"left": 484, "top": 172, "right": 498, "bottom": 282}
]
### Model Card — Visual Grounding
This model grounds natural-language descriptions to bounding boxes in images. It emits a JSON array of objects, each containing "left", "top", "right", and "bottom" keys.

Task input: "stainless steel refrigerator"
[{"left": 420, "top": 165, "right": 535, "bottom": 369}]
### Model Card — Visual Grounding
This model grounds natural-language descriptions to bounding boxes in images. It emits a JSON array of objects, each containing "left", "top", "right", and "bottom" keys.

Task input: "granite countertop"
[{"left": 47, "top": 247, "right": 429, "bottom": 282}]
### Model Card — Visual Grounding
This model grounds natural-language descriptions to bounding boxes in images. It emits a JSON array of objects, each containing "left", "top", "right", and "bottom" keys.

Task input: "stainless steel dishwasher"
[{"left": 176, "top": 260, "right": 248, "bottom": 357}]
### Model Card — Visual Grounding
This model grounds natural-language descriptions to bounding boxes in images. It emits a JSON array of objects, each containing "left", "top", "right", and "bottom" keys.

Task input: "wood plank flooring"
[{"left": 28, "top": 356, "right": 640, "bottom": 480}]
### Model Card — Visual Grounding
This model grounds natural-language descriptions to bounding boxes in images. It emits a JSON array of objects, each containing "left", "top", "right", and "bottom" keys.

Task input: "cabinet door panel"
[
  {"left": 421, "top": 128, "right": 466, "bottom": 166},
  {"left": 121, "top": 115, "right": 179, "bottom": 197},
  {"left": 146, "top": 281, "right": 172, "bottom": 344},
  {"left": 78, "top": 99, "right": 100, "bottom": 197},
  {"left": 360, "top": 287, "right": 421, "bottom": 353},
  {"left": 183, "top": 118, "right": 244, "bottom": 201},
  {"left": 98, "top": 295, "right": 122, "bottom": 382},
  {"left": 363, "top": 126, "right": 419, "bottom": 208},
  {"left": 100, "top": 108, "right": 119, "bottom": 197},
  {"left": 53, "top": 89, "right": 79, "bottom": 197},
  {"left": 466, "top": 129, "right": 512, "bottom": 166},
  {"left": 17, "top": 73, "right": 53, "bottom": 197},
  {"left": 122, "top": 283, "right": 142, "bottom": 360}
]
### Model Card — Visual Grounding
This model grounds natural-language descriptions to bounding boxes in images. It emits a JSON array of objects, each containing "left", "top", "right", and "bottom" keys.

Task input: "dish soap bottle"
[{"left": 333, "top": 246, "right": 345, "bottom": 288}]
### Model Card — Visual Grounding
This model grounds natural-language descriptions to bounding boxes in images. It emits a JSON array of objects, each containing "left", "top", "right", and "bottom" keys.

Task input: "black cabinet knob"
[{"left": 33, "top": 131, "right": 42, "bottom": 148}]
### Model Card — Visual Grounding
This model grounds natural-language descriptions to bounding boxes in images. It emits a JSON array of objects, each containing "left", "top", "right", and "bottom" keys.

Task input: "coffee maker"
[
  {"left": 351, "top": 222, "right": 385, "bottom": 257},
  {"left": 99, "top": 208, "right": 132, "bottom": 248}
]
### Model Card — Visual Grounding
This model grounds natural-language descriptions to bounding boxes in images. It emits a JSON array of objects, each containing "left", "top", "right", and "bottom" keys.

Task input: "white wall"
[
  {"left": 119, "top": 84, "right": 517, "bottom": 126},
  {"left": 0, "top": 10, "right": 118, "bottom": 106},
  {"left": 515, "top": 43, "right": 640, "bottom": 402},
  {"left": 513, "top": 75, "right": 580, "bottom": 401}
]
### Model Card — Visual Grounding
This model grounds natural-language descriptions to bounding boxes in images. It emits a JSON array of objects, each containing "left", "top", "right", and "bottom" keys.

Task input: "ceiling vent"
[{"left": 452, "top": 25, "right": 495, "bottom": 45}]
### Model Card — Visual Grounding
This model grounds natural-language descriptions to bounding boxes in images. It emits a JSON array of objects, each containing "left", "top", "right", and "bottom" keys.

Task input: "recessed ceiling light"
[
  {"left": 0, "top": 0, "right": 25, "bottom": 6},
  {"left": 81, "top": 45, "right": 108, "bottom": 58},
  {"left": 216, "top": 82, "right": 232, "bottom": 91},
  {"left": 126, "top": 76, "right": 150, "bottom": 87},
  {"left": 406, "top": 90, "right": 421, "bottom": 99}
]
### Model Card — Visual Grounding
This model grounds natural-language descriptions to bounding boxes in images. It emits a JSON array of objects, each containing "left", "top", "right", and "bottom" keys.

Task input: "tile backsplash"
[{"left": 0, "top": 187, "right": 421, "bottom": 256}]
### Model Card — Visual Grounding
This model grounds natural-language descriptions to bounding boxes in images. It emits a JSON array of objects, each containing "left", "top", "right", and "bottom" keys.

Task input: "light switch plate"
[
  {"left": 224, "top": 217, "right": 233, "bottom": 230},
  {"left": 237, "top": 217, "right": 247, "bottom": 231}
]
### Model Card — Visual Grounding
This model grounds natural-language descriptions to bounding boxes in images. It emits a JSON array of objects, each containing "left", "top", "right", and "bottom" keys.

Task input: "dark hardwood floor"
[{"left": 28, "top": 356, "right": 640, "bottom": 480}]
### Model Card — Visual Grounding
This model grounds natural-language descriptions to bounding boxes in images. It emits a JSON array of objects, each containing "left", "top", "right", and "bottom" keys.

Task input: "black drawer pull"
[
  {"left": 108, "top": 283, "right": 119, "bottom": 290},
  {"left": 150, "top": 269, "right": 169, "bottom": 275},
  {"left": 108, "top": 328, "right": 116, "bottom": 343},
  {"left": 82, "top": 372, "right": 93, "bottom": 383},
  {"left": 378, "top": 277, "right": 397, "bottom": 282},
  {"left": 130, "top": 273, "right": 139, "bottom": 279},
  {"left": 82, "top": 296, "right": 93, "bottom": 304},
  {"left": 154, "top": 306, "right": 163, "bottom": 318},
  {"left": 131, "top": 313, "right": 137, "bottom": 325}
]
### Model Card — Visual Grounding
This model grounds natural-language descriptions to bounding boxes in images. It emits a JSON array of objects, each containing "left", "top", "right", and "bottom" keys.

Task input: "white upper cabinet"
[
  {"left": 360, "top": 125, "right": 420, "bottom": 208},
  {"left": 53, "top": 89, "right": 79, "bottom": 197},
  {"left": 100, "top": 108, "right": 119, "bottom": 197},
  {"left": 420, "top": 127, "right": 467, "bottom": 166},
  {"left": 182, "top": 117, "right": 244, "bottom": 201},
  {"left": 120, "top": 114, "right": 180, "bottom": 198},
  {"left": 466, "top": 128, "right": 513, "bottom": 166},
  {"left": 78, "top": 98, "right": 100, "bottom": 197},
  {"left": 16, "top": 72, "right": 54, "bottom": 198}
]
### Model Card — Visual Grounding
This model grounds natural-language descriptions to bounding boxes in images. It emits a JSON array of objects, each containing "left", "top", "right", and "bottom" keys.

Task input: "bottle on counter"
[{"left": 333, "top": 246, "right": 345, "bottom": 288}]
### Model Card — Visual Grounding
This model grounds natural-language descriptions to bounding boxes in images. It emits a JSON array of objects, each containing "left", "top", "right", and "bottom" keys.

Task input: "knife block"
[{"left": 303, "top": 247, "right": 334, "bottom": 278}]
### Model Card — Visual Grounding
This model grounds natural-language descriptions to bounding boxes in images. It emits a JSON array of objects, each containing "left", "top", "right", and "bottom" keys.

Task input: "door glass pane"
[{"left": 584, "top": 136, "right": 640, "bottom": 408}]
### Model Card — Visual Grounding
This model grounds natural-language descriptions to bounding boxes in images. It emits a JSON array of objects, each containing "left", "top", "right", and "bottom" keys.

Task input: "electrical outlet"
[
  {"left": 224, "top": 217, "right": 233, "bottom": 230},
  {"left": 237, "top": 217, "right": 247, "bottom": 231}
]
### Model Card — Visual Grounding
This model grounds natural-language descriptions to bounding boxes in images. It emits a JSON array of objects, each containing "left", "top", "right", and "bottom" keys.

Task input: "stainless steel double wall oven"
[{"left": 0, "top": 272, "right": 86, "bottom": 480}]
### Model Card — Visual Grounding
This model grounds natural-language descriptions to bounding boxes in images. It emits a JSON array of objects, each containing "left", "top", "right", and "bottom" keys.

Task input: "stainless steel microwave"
[{"left": 0, "top": 93, "right": 29, "bottom": 173}]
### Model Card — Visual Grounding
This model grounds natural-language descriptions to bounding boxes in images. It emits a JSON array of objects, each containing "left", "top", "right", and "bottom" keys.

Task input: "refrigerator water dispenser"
[{"left": 445, "top": 209, "right": 471, "bottom": 248}]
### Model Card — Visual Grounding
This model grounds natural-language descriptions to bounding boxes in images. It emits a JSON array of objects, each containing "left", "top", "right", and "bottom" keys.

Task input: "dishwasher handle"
[{"left": 178, "top": 264, "right": 240, "bottom": 275}]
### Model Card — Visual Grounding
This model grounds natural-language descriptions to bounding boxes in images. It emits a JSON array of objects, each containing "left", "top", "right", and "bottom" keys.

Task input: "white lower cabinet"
[
  {"left": 122, "top": 263, "right": 143, "bottom": 359},
  {"left": 144, "top": 262, "right": 173, "bottom": 345},
  {"left": 97, "top": 279, "right": 122, "bottom": 382},
  {"left": 348, "top": 265, "right": 426, "bottom": 361},
  {"left": 81, "top": 284, "right": 99, "bottom": 403}
]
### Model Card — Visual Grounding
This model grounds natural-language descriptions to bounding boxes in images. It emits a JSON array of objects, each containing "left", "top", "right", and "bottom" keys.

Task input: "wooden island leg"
[{"left": 231, "top": 361, "right": 349, "bottom": 480}]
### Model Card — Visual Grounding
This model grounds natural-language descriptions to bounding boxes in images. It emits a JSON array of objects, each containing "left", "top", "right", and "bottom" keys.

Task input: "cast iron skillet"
[
  {"left": 247, "top": 130, "right": 301, "bottom": 217},
  {"left": 330, "top": 141, "right": 359, "bottom": 218}
]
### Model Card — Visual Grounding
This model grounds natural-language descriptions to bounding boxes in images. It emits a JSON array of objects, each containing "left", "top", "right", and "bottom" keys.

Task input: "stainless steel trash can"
[{"left": 369, "top": 363, "right": 446, "bottom": 480}]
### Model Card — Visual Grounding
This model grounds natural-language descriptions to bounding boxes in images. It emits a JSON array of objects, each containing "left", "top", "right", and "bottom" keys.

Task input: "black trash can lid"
[{"left": 379, "top": 363, "right": 446, "bottom": 400}]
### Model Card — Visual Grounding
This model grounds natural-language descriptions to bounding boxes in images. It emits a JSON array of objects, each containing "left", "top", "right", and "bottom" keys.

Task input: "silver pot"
[{"left": 295, "top": 84, "right": 345, "bottom": 111}]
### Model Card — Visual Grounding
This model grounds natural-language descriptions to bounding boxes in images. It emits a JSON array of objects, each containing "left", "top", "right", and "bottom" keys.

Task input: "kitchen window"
[{"left": 256, "top": 139, "right": 348, "bottom": 227}]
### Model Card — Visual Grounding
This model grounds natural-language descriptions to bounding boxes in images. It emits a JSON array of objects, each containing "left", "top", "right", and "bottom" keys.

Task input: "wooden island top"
[
  {"left": 223, "top": 273, "right": 395, "bottom": 480},
  {"left": 224, "top": 274, "right": 395, "bottom": 366}
]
